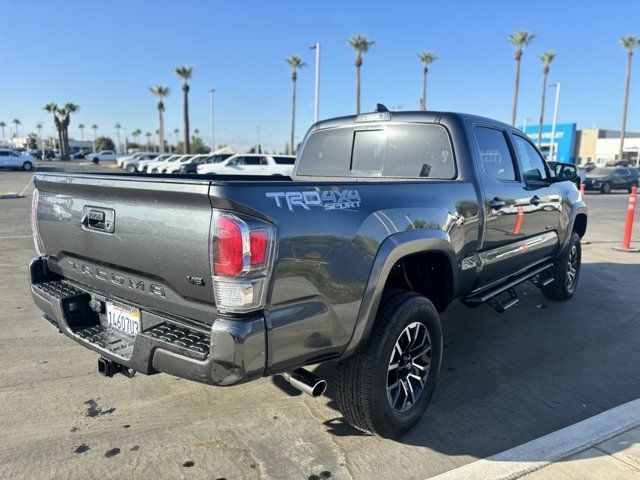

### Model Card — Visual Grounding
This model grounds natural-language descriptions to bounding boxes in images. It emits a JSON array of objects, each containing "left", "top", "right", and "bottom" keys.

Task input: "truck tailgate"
[{"left": 33, "top": 173, "right": 216, "bottom": 324}]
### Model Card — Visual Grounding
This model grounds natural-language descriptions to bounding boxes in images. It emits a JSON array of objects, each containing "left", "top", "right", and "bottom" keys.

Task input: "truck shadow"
[{"left": 276, "top": 261, "right": 640, "bottom": 458}]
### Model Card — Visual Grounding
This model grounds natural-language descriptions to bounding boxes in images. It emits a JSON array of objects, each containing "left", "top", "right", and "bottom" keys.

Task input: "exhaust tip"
[
  {"left": 311, "top": 379, "right": 328, "bottom": 397},
  {"left": 281, "top": 368, "right": 326, "bottom": 397}
]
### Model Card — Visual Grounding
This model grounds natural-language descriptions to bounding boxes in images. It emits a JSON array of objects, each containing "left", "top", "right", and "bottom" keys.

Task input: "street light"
[
  {"left": 209, "top": 89, "right": 216, "bottom": 152},
  {"left": 549, "top": 82, "right": 561, "bottom": 161},
  {"left": 309, "top": 43, "right": 321, "bottom": 123}
]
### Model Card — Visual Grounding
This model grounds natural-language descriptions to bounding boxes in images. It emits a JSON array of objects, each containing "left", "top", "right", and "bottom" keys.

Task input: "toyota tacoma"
[{"left": 29, "top": 108, "right": 587, "bottom": 437}]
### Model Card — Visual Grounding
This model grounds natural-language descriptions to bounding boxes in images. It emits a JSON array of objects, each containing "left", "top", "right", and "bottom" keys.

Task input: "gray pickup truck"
[{"left": 29, "top": 108, "right": 587, "bottom": 437}]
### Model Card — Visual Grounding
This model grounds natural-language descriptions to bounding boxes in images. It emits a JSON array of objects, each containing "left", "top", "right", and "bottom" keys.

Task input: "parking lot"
[{"left": 1, "top": 162, "right": 640, "bottom": 480}]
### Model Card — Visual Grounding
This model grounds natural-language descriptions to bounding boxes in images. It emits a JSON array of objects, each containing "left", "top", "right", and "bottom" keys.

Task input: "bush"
[{"left": 94, "top": 136, "right": 115, "bottom": 151}]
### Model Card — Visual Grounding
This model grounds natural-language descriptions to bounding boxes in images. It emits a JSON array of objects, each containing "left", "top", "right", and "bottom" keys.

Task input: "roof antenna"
[{"left": 375, "top": 103, "right": 389, "bottom": 113}]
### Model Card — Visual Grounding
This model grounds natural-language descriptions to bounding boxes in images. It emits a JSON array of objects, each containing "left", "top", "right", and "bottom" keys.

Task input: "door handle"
[
  {"left": 488, "top": 197, "right": 506, "bottom": 209},
  {"left": 530, "top": 195, "right": 541, "bottom": 206}
]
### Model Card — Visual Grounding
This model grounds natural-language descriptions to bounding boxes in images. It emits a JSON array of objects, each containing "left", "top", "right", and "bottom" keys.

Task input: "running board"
[{"left": 462, "top": 262, "right": 554, "bottom": 313}]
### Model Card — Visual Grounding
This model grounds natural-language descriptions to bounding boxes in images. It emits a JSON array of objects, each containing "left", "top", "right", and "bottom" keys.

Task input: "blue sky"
[{"left": 1, "top": 0, "right": 640, "bottom": 151}]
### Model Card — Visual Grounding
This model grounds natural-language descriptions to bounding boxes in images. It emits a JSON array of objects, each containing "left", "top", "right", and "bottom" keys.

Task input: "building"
[
  {"left": 573, "top": 129, "right": 640, "bottom": 166},
  {"left": 521, "top": 123, "right": 577, "bottom": 164}
]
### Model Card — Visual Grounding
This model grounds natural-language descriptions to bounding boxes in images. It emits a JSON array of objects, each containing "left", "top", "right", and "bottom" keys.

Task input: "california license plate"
[{"left": 106, "top": 302, "right": 141, "bottom": 336}]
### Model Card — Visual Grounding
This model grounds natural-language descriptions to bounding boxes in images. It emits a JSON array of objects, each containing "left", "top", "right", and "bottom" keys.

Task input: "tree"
[
  {"left": 132, "top": 129, "right": 142, "bottom": 145},
  {"left": 619, "top": 36, "right": 640, "bottom": 160},
  {"left": 35, "top": 123, "right": 44, "bottom": 149},
  {"left": 285, "top": 55, "right": 307, "bottom": 155},
  {"left": 417, "top": 51, "right": 438, "bottom": 111},
  {"left": 173, "top": 65, "right": 194, "bottom": 153},
  {"left": 145, "top": 131, "right": 152, "bottom": 150},
  {"left": 114, "top": 123, "right": 122, "bottom": 153},
  {"left": 508, "top": 30, "right": 536, "bottom": 126},
  {"left": 43, "top": 103, "right": 79, "bottom": 158},
  {"left": 537, "top": 50, "right": 556, "bottom": 147},
  {"left": 12, "top": 118, "right": 21, "bottom": 137},
  {"left": 0, "top": 121, "right": 5, "bottom": 142},
  {"left": 94, "top": 136, "right": 115, "bottom": 151},
  {"left": 78, "top": 123, "right": 85, "bottom": 141},
  {"left": 91, "top": 124, "right": 98, "bottom": 152},
  {"left": 149, "top": 85, "right": 170, "bottom": 152},
  {"left": 347, "top": 34, "right": 375, "bottom": 114},
  {"left": 43, "top": 103, "right": 62, "bottom": 152}
]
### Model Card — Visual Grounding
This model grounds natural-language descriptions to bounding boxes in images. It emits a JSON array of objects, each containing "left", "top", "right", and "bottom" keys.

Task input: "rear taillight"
[
  {"left": 211, "top": 210, "right": 275, "bottom": 313},
  {"left": 30, "top": 189, "right": 44, "bottom": 256}
]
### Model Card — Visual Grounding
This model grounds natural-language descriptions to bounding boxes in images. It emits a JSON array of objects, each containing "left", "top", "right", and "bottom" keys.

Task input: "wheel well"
[
  {"left": 573, "top": 213, "right": 587, "bottom": 238},
  {"left": 383, "top": 251, "right": 454, "bottom": 312}
]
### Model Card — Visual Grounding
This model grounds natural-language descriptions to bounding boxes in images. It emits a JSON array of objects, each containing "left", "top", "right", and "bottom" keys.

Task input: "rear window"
[
  {"left": 273, "top": 156, "right": 296, "bottom": 165},
  {"left": 296, "top": 123, "right": 455, "bottom": 179},
  {"left": 590, "top": 168, "right": 610, "bottom": 175}
]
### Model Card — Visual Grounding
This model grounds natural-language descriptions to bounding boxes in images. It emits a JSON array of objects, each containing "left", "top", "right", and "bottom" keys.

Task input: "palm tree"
[
  {"left": 537, "top": 50, "right": 556, "bottom": 147},
  {"left": 173, "top": 65, "right": 194, "bottom": 153},
  {"left": 619, "top": 36, "right": 640, "bottom": 160},
  {"left": 35, "top": 123, "right": 44, "bottom": 150},
  {"left": 149, "top": 85, "right": 170, "bottom": 152},
  {"left": 285, "top": 55, "right": 307, "bottom": 154},
  {"left": 132, "top": 129, "right": 142, "bottom": 145},
  {"left": 0, "top": 121, "right": 5, "bottom": 143},
  {"left": 417, "top": 51, "right": 438, "bottom": 110},
  {"left": 145, "top": 131, "right": 152, "bottom": 150},
  {"left": 57, "top": 103, "right": 80, "bottom": 158},
  {"left": 173, "top": 128, "right": 179, "bottom": 152},
  {"left": 508, "top": 30, "right": 536, "bottom": 126},
  {"left": 78, "top": 123, "right": 85, "bottom": 141},
  {"left": 114, "top": 123, "right": 122, "bottom": 153},
  {"left": 347, "top": 34, "right": 375, "bottom": 114},
  {"left": 12, "top": 118, "right": 21, "bottom": 137},
  {"left": 91, "top": 124, "right": 98, "bottom": 151},
  {"left": 43, "top": 103, "right": 62, "bottom": 152}
]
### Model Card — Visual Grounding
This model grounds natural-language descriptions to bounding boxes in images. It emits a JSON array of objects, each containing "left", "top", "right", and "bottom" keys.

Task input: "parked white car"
[
  {"left": 88, "top": 150, "right": 117, "bottom": 164},
  {"left": 122, "top": 152, "right": 163, "bottom": 172},
  {"left": 0, "top": 148, "right": 35, "bottom": 171},
  {"left": 156, "top": 155, "right": 194, "bottom": 173},
  {"left": 163, "top": 154, "right": 211, "bottom": 174},
  {"left": 196, "top": 154, "right": 296, "bottom": 176},
  {"left": 143, "top": 155, "right": 183, "bottom": 173},
  {"left": 117, "top": 151, "right": 155, "bottom": 168}
]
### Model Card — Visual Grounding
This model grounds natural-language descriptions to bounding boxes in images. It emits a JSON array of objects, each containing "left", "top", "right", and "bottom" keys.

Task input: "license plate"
[{"left": 106, "top": 302, "right": 141, "bottom": 336}]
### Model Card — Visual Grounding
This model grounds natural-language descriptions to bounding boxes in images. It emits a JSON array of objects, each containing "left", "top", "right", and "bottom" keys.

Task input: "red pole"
[
  {"left": 621, "top": 186, "right": 638, "bottom": 250},
  {"left": 513, "top": 206, "right": 524, "bottom": 235}
]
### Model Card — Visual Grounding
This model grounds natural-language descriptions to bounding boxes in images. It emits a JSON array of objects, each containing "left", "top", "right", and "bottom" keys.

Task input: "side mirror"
[{"left": 553, "top": 163, "right": 578, "bottom": 183}]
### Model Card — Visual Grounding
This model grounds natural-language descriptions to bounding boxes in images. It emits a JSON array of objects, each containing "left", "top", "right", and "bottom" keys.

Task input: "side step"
[{"left": 462, "top": 262, "right": 554, "bottom": 313}]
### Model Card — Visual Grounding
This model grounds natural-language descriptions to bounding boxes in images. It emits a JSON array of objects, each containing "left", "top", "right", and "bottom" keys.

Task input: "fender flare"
[
  {"left": 563, "top": 203, "right": 588, "bottom": 247},
  {"left": 341, "top": 229, "right": 457, "bottom": 358}
]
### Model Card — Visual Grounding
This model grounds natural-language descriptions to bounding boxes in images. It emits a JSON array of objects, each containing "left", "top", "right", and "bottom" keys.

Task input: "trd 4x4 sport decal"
[{"left": 265, "top": 189, "right": 361, "bottom": 211}]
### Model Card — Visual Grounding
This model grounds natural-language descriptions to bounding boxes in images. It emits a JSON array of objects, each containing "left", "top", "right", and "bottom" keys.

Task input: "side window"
[
  {"left": 244, "top": 157, "right": 263, "bottom": 165},
  {"left": 474, "top": 127, "right": 517, "bottom": 181},
  {"left": 615, "top": 168, "right": 630, "bottom": 176},
  {"left": 512, "top": 135, "right": 549, "bottom": 182},
  {"left": 0, "top": 151, "right": 9, "bottom": 156}
]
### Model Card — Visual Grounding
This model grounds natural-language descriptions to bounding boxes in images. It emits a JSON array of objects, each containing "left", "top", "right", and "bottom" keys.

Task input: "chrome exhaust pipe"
[{"left": 282, "top": 368, "right": 327, "bottom": 397}]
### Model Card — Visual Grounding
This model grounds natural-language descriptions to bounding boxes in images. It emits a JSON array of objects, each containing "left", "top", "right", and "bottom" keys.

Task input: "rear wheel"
[
  {"left": 22, "top": 161, "right": 33, "bottom": 171},
  {"left": 126, "top": 165, "right": 136, "bottom": 173},
  {"left": 542, "top": 232, "right": 581, "bottom": 301},
  {"left": 92, "top": 157, "right": 99, "bottom": 164},
  {"left": 335, "top": 291, "right": 443, "bottom": 438},
  {"left": 601, "top": 182, "right": 612, "bottom": 194}
]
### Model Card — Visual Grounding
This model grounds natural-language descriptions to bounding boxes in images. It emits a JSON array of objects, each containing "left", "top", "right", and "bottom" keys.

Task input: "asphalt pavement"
[{"left": 0, "top": 162, "right": 639, "bottom": 480}]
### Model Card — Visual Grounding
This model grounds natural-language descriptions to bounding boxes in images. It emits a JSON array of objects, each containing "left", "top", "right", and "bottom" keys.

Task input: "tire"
[
  {"left": 92, "top": 157, "right": 99, "bottom": 164},
  {"left": 601, "top": 182, "right": 612, "bottom": 194},
  {"left": 22, "top": 161, "right": 33, "bottom": 171},
  {"left": 542, "top": 232, "right": 581, "bottom": 301},
  {"left": 126, "top": 165, "right": 136, "bottom": 173},
  {"left": 335, "top": 291, "right": 443, "bottom": 438}
]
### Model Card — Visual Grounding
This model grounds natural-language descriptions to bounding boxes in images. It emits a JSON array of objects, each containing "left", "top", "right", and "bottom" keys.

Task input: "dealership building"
[{"left": 521, "top": 123, "right": 577, "bottom": 164}]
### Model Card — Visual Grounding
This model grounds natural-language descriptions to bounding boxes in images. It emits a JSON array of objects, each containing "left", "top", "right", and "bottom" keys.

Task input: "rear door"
[{"left": 472, "top": 125, "right": 557, "bottom": 284}]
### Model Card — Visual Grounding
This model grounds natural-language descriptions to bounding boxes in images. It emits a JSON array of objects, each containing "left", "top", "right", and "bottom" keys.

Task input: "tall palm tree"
[
  {"left": 619, "top": 35, "right": 640, "bottom": 160},
  {"left": 43, "top": 103, "right": 62, "bottom": 152},
  {"left": 347, "top": 34, "right": 375, "bottom": 114},
  {"left": 537, "top": 50, "right": 556, "bottom": 147},
  {"left": 78, "top": 123, "right": 85, "bottom": 141},
  {"left": 173, "top": 128, "right": 179, "bottom": 152},
  {"left": 114, "top": 123, "right": 122, "bottom": 153},
  {"left": 149, "top": 85, "right": 170, "bottom": 152},
  {"left": 285, "top": 55, "right": 307, "bottom": 154},
  {"left": 0, "top": 121, "right": 6, "bottom": 142},
  {"left": 417, "top": 51, "right": 438, "bottom": 111},
  {"left": 173, "top": 65, "right": 194, "bottom": 153},
  {"left": 12, "top": 118, "right": 21, "bottom": 137},
  {"left": 132, "top": 129, "right": 142, "bottom": 145},
  {"left": 145, "top": 131, "right": 152, "bottom": 150},
  {"left": 35, "top": 123, "right": 44, "bottom": 149},
  {"left": 58, "top": 103, "right": 79, "bottom": 158},
  {"left": 508, "top": 30, "right": 536, "bottom": 126}
]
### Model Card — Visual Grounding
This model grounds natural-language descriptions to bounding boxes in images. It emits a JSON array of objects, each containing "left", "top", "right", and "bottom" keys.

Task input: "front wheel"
[
  {"left": 601, "top": 182, "right": 612, "bottom": 194},
  {"left": 92, "top": 157, "right": 99, "bottom": 164},
  {"left": 335, "top": 291, "right": 443, "bottom": 438},
  {"left": 22, "top": 161, "right": 33, "bottom": 171},
  {"left": 542, "top": 232, "right": 581, "bottom": 300},
  {"left": 126, "top": 165, "right": 136, "bottom": 173}
]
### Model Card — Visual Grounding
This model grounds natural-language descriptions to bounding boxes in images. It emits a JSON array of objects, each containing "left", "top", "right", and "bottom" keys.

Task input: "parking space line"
[
  {"left": 429, "top": 398, "right": 640, "bottom": 480},
  {"left": 0, "top": 235, "right": 32, "bottom": 239},
  {"left": 18, "top": 175, "right": 35, "bottom": 197}
]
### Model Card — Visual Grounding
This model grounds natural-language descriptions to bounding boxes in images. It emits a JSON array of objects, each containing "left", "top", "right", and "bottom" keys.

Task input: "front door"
[{"left": 472, "top": 125, "right": 558, "bottom": 285}]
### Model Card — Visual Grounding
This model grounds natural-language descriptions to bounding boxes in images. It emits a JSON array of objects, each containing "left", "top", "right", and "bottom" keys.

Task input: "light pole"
[
  {"left": 549, "top": 82, "right": 561, "bottom": 161},
  {"left": 122, "top": 127, "right": 128, "bottom": 154},
  {"left": 521, "top": 117, "right": 532, "bottom": 134},
  {"left": 37, "top": 124, "right": 45, "bottom": 161},
  {"left": 309, "top": 43, "right": 320, "bottom": 123},
  {"left": 209, "top": 89, "right": 216, "bottom": 152}
]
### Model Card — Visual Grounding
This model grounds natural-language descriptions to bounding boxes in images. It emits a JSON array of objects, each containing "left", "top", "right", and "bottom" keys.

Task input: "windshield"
[{"left": 589, "top": 168, "right": 610, "bottom": 175}]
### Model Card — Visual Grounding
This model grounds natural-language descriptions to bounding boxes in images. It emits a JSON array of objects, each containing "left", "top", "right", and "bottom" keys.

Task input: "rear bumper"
[{"left": 29, "top": 257, "right": 266, "bottom": 386}]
